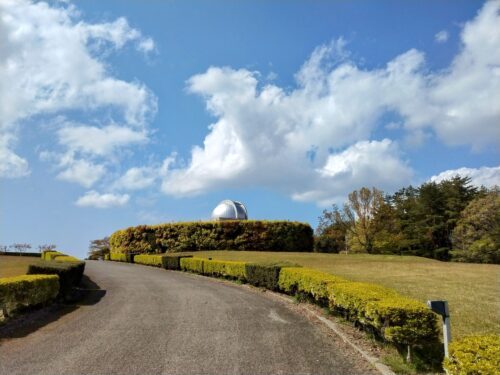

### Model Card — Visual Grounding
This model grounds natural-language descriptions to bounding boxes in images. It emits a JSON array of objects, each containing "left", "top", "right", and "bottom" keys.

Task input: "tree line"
[{"left": 315, "top": 176, "right": 500, "bottom": 264}]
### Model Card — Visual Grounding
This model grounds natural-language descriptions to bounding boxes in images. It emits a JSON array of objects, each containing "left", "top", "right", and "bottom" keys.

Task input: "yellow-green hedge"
[
  {"left": 109, "top": 253, "right": 128, "bottom": 262},
  {"left": 180, "top": 257, "right": 204, "bottom": 273},
  {"left": 277, "top": 267, "right": 439, "bottom": 347},
  {"left": 0, "top": 275, "right": 59, "bottom": 320},
  {"left": 54, "top": 255, "right": 81, "bottom": 263},
  {"left": 203, "top": 259, "right": 247, "bottom": 280},
  {"left": 443, "top": 335, "right": 500, "bottom": 375},
  {"left": 278, "top": 267, "right": 348, "bottom": 302},
  {"left": 134, "top": 254, "right": 164, "bottom": 267},
  {"left": 42, "top": 251, "right": 63, "bottom": 261}
]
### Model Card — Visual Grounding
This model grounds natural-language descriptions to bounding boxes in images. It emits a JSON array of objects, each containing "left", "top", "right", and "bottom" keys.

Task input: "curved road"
[{"left": 0, "top": 261, "right": 377, "bottom": 375}]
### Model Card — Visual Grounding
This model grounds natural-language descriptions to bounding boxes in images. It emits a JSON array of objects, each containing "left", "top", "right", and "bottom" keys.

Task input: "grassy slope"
[
  {"left": 0, "top": 255, "right": 38, "bottom": 277},
  {"left": 186, "top": 251, "right": 500, "bottom": 339}
]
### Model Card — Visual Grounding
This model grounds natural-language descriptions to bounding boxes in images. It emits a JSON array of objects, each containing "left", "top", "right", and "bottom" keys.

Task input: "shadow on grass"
[{"left": 0, "top": 274, "right": 106, "bottom": 341}]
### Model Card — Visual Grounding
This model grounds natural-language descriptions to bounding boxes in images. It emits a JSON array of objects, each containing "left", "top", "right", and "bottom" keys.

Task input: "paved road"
[{"left": 0, "top": 261, "right": 377, "bottom": 375}]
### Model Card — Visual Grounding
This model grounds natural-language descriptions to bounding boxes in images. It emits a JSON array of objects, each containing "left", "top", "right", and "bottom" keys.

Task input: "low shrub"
[
  {"left": 134, "top": 254, "right": 164, "bottom": 267},
  {"left": 27, "top": 261, "right": 85, "bottom": 299},
  {"left": 443, "top": 335, "right": 500, "bottom": 375},
  {"left": 180, "top": 257, "right": 204, "bottom": 273},
  {"left": 110, "top": 220, "right": 314, "bottom": 254},
  {"left": 203, "top": 259, "right": 247, "bottom": 281},
  {"left": 163, "top": 255, "right": 192, "bottom": 270},
  {"left": 42, "top": 251, "right": 63, "bottom": 261},
  {"left": 109, "top": 253, "right": 128, "bottom": 262},
  {"left": 104, "top": 254, "right": 110, "bottom": 261},
  {"left": 278, "top": 267, "right": 347, "bottom": 302},
  {"left": 54, "top": 255, "right": 81, "bottom": 263},
  {"left": 0, "top": 275, "right": 59, "bottom": 320},
  {"left": 245, "top": 263, "right": 297, "bottom": 290}
]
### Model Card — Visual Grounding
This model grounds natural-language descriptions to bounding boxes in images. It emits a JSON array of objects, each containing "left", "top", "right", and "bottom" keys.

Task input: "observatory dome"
[{"left": 212, "top": 200, "right": 248, "bottom": 221}]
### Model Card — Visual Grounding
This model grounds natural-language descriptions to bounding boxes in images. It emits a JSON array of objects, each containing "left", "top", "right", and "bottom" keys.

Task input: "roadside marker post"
[{"left": 427, "top": 300, "right": 451, "bottom": 358}]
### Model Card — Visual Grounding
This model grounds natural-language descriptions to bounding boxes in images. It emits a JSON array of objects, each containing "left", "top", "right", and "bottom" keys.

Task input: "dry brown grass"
[
  {"left": 0, "top": 255, "right": 38, "bottom": 278},
  {"left": 187, "top": 251, "right": 500, "bottom": 339}
]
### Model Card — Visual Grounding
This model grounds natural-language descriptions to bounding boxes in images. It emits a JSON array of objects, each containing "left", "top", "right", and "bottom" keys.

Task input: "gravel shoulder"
[{"left": 0, "top": 260, "right": 379, "bottom": 375}]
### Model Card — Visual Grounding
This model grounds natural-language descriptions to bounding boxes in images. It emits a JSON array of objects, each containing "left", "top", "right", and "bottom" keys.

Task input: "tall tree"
[
  {"left": 451, "top": 189, "right": 500, "bottom": 264},
  {"left": 87, "top": 237, "right": 110, "bottom": 260}
]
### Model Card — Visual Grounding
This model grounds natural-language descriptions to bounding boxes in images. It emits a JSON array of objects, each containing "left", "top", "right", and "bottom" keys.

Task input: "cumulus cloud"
[
  {"left": 430, "top": 166, "right": 500, "bottom": 188},
  {"left": 57, "top": 125, "right": 148, "bottom": 156},
  {"left": 160, "top": 1, "right": 499, "bottom": 204},
  {"left": 113, "top": 166, "right": 157, "bottom": 190},
  {"left": 0, "top": 0, "right": 156, "bottom": 179},
  {"left": 57, "top": 159, "right": 106, "bottom": 188},
  {"left": 435, "top": 30, "right": 449, "bottom": 43},
  {"left": 75, "top": 190, "right": 129, "bottom": 208}
]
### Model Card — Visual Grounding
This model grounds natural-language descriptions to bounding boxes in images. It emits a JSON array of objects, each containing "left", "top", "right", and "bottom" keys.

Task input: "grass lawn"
[
  {"left": 186, "top": 251, "right": 500, "bottom": 339},
  {"left": 0, "top": 255, "right": 39, "bottom": 278}
]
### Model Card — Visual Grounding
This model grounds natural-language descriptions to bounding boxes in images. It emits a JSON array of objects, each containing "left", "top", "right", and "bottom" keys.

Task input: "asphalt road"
[{"left": 0, "top": 261, "right": 378, "bottom": 375}]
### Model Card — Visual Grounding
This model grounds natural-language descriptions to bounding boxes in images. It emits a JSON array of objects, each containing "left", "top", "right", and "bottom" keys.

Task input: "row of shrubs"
[
  {"left": 0, "top": 275, "right": 59, "bottom": 321},
  {"left": 0, "top": 250, "right": 84, "bottom": 321},
  {"left": 109, "top": 220, "right": 314, "bottom": 254},
  {"left": 28, "top": 251, "right": 85, "bottom": 300}
]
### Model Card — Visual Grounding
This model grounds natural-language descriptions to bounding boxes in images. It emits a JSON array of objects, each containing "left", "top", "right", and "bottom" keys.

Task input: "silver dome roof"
[{"left": 212, "top": 200, "right": 248, "bottom": 220}]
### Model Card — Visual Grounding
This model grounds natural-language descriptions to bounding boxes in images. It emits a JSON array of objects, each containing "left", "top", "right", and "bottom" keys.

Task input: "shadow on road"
[{"left": 0, "top": 274, "right": 106, "bottom": 342}]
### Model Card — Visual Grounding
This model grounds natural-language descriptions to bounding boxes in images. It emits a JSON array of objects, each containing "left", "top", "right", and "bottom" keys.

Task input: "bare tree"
[
  {"left": 38, "top": 244, "right": 57, "bottom": 253},
  {"left": 9, "top": 243, "right": 32, "bottom": 255}
]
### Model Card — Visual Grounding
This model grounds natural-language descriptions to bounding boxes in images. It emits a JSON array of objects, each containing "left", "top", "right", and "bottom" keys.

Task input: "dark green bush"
[
  {"left": 163, "top": 255, "right": 192, "bottom": 270},
  {"left": 27, "top": 260, "right": 85, "bottom": 299},
  {"left": 110, "top": 220, "right": 313, "bottom": 254},
  {"left": 245, "top": 263, "right": 286, "bottom": 290}
]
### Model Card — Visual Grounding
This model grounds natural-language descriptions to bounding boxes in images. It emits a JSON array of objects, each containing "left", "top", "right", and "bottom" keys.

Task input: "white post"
[{"left": 443, "top": 315, "right": 452, "bottom": 358}]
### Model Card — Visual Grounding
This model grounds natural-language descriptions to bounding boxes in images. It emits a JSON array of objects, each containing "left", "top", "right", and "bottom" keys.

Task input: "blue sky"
[{"left": 1, "top": 0, "right": 499, "bottom": 258}]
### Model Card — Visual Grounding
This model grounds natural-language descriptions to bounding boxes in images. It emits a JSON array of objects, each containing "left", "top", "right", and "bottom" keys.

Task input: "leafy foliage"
[
  {"left": 110, "top": 220, "right": 314, "bottom": 254},
  {"left": 451, "top": 190, "right": 500, "bottom": 264},
  {"left": 443, "top": 335, "right": 500, "bottom": 375},
  {"left": 0, "top": 274, "right": 59, "bottom": 320}
]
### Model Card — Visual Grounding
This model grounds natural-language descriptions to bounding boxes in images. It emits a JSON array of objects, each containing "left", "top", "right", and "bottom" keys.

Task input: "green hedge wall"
[
  {"left": 277, "top": 267, "right": 439, "bottom": 348},
  {"left": 134, "top": 254, "right": 164, "bottom": 267},
  {"left": 28, "top": 261, "right": 85, "bottom": 299},
  {"left": 443, "top": 335, "right": 500, "bottom": 375},
  {"left": 0, "top": 275, "right": 59, "bottom": 320},
  {"left": 109, "top": 253, "right": 128, "bottom": 262},
  {"left": 110, "top": 220, "right": 314, "bottom": 254}
]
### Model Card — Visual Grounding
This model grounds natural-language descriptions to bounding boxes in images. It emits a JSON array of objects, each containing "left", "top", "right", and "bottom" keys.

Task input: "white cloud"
[
  {"left": 0, "top": 134, "right": 29, "bottom": 178},
  {"left": 57, "top": 159, "right": 106, "bottom": 188},
  {"left": 57, "top": 125, "right": 148, "bottom": 156},
  {"left": 0, "top": 0, "right": 156, "bottom": 179},
  {"left": 113, "top": 167, "right": 156, "bottom": 190},
  {"left": 160, "top": 1, "right": 499, "bottom": 205},
  {"left": 75, "top": 190, "right": 129, "bottom": 208},
  {"left": 435, "top": 30, "right": 449, "bottom": 43},
  {"left": 430, "top": 166, "right": 500, "bottom": 188}
]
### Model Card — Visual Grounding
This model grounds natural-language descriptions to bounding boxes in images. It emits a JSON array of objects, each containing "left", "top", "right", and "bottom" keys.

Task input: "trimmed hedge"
[
  {"left": 245, "top": 263, "right": 291, "bottom": 291},
  {"left": 203, "top": 259, "right": 247, "bottom": 280},
  {"left": 110, "top": 220, "right": 313, "bottom": 254},
  {"left": 0, "top": 275, "right": 59, "bottom": 320},
  {"left": 134, "top": 254, "right": 164, "bottom": 267},
  {"left": 180, "top": 257, "right": 205, "bottom": 274},
  {"left": 277, "top": 267, "right": 439, "bottom": 348},
  {"left": 27, "top": 260, "right": 85, "bottom": 299},
  {"left": 109, "top": 253, "right": 128, "bottom": 262},
  {"left": 42, "top": 251, "right": 63, "bottom": 261},
  {"left": 278, "top": 267, "right": 348, "bottom": 302},
  {"left": 163, "top": 255, "right": 192, "bottom": 270},
  {"left": 443, "top": 335, "right": 500, "bottom": 375}
]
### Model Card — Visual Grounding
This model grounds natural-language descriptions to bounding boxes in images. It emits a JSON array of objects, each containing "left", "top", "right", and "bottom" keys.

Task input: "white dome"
[{"left": 212, "top": 200, "right": 248, "bottom": 220}]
